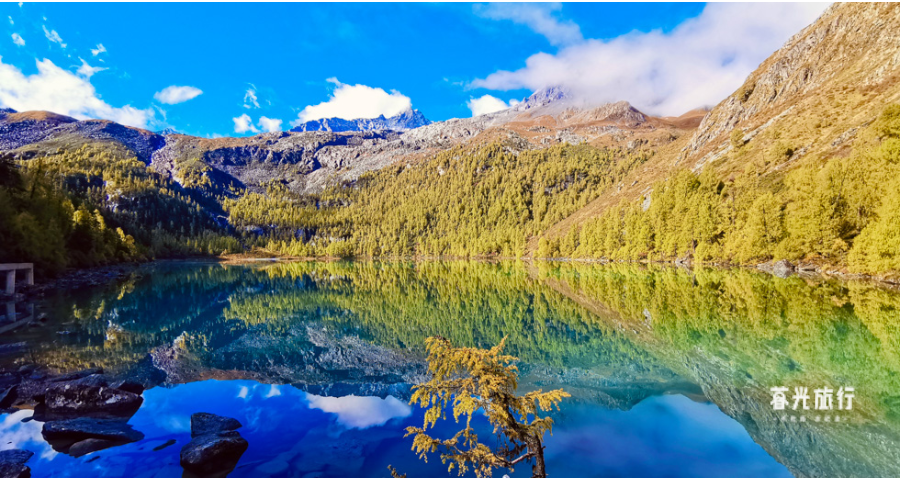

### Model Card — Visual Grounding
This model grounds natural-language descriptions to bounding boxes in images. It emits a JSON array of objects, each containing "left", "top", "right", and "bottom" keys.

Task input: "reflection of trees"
[
  {"left": 534, "top": 262, "right": 900, "bottom": 477},
  {"left": 9, "top": 260, "right": 900, "bottom": 476}
]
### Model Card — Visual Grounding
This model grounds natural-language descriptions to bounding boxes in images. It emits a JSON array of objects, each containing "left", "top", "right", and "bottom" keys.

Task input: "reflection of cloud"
[
  {"left": 0, "top": 410, "right": 57, "bottom": 460},
  {"left": 265, "top": 385, "right": 281, "bottom": 398},
  {"left": 155, "top": 414, "right": 190, "bottom": 433},
  {"left": 306, "top": 394, "right": 412, "bottom": 429},
  {"left": 237, "top": 386, "right": 250, "bottom": 399}
]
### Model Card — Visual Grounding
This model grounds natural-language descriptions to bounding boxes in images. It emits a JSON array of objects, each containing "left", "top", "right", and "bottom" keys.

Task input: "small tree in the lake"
[{"left": 404, "top": 336, "right": 570, "bottom": 478}]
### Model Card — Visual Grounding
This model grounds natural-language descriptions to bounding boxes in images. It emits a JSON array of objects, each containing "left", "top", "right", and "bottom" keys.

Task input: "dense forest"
[
  {"left": 225, "top": 143, "right": 650, "bottom": 258},
  {"left": 2, "top": 104, "right": 899, "bottom": 278},
  {"left": 0, "top": 142, "right": 240, "bottom": 276},
  {"left": 542, "top": 104, "right": 900, "bottom": 275}
]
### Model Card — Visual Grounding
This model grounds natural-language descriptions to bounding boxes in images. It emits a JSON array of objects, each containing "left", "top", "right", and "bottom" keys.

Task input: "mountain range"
[
  {"left": 289, "top": 108, "right": 431, "bottom": 133},
  {"left": 3, "top": 2, "right": 900, "bottom": 276}
]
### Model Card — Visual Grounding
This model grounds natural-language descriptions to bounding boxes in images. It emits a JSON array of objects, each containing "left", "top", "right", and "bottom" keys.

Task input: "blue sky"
[{"left": 0, "top": 2, "right": 827, "bottom": 137}]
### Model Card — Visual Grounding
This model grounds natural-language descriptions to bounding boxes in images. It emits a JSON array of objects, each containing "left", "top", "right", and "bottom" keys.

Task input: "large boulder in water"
[
  {"left": 180, "top": 413, "right": 248, "bottom": 476},
  {"left": 0, "top": 449, "right": 33, "bottom": 478},
  {"left": 42, "top": 418, "right": 145, "bottom": 443},
  {"left": 43, "top": 376, "right": 143, "bottom": 417},
  {"left": 190, "top": 412, "right": 243, "bottom": 437}
]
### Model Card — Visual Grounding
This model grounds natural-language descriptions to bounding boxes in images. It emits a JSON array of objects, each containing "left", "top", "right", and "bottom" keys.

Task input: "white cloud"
[
  {"left": 41, "top": 25, "right": 65, "bottom": 48},
  {"left": 76, "top": 58, "right": 106, "bottom": 78},
  {"left": 243, "top": 86, "right": 259, "bottom": 109},
  {"left": 154, "top": 85, "right": 203, "bottom": 105},
  {"left": 471, "top": 3, "right": 828, "bottom": 116},
  {"left": 233, "top": 113, "right": 259, "bottom": 134},
  {"left": 11, "top": 33, "right": 24, "bottom": 47},
  {"left": 475, "top": 3, "right": 582, "bottom": 47},
  {"left": 8, "top": 16, "right": 13, "bottom": 25},
  {"left": 291, "top": 78, "right": 412, "bottom": 125},
  {"left": 467, "top": 94, "right": 519, "bottom": 116},
  {"left": 306, "top": 394, "right": 412, "bottom": 429},
  {"left": 91, "top": 43, "right": 106, "bottom": 56},
  {"left": 258, "top": 116, "right": 282, "bottom": 133},
  {"left": 0, "top": 57, "right": 153, "bottom": 128}
]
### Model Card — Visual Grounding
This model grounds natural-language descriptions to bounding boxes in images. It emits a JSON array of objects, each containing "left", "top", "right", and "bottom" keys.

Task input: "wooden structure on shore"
[{"left": 1, "top": 263, "right": 34, "bottom": 296}]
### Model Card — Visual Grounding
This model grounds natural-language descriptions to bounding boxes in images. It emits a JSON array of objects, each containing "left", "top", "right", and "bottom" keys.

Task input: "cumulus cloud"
[
  {"left": 91, "top": 43, "right": 106, "bottom": 56},
  {"left": 291, "top": 78, "right": 412, "bottom": 125},
  {"left": 475, "top": 3, "right": 582, "bottom": 47},
  {"left": 306, "top": 394, "right": 412, "bottom": 429},
  {"left": 0, "top": 57, "right": 153, "bottom": 128},
  {"left": 76, "top": 58, "right": 106, "bottom": 78},
  {"left": 41, "top": 25, "right": 65, "bottom": 48},
  {"left": 243, "top": 86, "right": 259, "bottom": 109},
  {"left": 467, "top": 94, "right": 519, "bottom": 116},
  {"left": 154, "top": 85, "right": 203, "bottom": 105},
  {"left": 471, "top": 3, "right": 828, "bottom": 116},
  {"left": 233, "top": 113, "right": 259, "bottom": 134},
  {"left": 258, "top": 116, "right": 282, "bottom": 133},
  {"left": 11, "top": 33, "right": 24, "bottom": 47}
]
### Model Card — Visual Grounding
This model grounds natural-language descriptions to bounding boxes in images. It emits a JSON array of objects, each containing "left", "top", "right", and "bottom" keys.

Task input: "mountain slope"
[{"left": 539, "top": 2, "right": 900, "bottom": 275}]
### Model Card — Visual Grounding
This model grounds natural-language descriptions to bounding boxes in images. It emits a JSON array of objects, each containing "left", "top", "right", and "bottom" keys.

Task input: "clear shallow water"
[{"left": 1, "top": 260, "right": 900, "bottom": 477}]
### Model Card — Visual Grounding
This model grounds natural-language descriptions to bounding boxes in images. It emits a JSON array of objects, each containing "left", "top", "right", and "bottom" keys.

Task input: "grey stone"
[
  {"left": 772, "top": 259, "right": 795, "bottom": 278},
  {"left": 41, "top": 418, "right": 144, "bottom": 443},
  {"left": 180, "top": 434, "right": 248, "bottom": 476},
  {"left": 44, "top": 381, "right": 142, "bottom": 416},
  {"left": 190, "top": 413, "right": 242, "bottom": 437},
  {"left": 0, "top": 449, "right": 33, "bottom": 478}
]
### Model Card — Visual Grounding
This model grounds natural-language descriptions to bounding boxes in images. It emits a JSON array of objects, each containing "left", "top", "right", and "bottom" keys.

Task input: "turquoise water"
[{"left": 2, "top": 260, "right": 900, "bottom": 477}]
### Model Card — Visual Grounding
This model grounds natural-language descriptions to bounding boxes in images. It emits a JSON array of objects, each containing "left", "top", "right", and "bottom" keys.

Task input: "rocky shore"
[{"left": 0, "top": 365, "right": 247, "bottom": 477}]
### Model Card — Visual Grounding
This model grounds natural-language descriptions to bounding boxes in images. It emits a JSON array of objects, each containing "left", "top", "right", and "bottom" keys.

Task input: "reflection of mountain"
[
  {"left": 532, "top": 263, "right": 900, "bottom": 477},
  {"left": 5, "top": 261, "right": 900, "bottom": 476}
]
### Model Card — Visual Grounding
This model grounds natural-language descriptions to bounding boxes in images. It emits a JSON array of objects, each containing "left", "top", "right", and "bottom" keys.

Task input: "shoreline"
[{"left": 9, "top": 251, "right": 900, "bottom": 302}]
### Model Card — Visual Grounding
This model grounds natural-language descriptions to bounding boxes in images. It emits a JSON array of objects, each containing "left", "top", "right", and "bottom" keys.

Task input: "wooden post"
[
  {"left": 4, "top": 270, "right": 14, "bottom": 296},
  {"left": 25, "top": 266, "right": 33, "bottom": 285}
]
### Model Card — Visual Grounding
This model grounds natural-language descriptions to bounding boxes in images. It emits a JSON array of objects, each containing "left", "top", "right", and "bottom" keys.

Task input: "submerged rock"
[
  {"left": 0, "top": 449, "right": 33, "bottom": 478},
  {"left": 42, "top": 418, "right": 144, "bottom": 443},
  {"left": 180, "top": 413, "right": 248, "bottom": 476},
  {"left": 67, "top": 438, "right": 123, "bottom": 458}
]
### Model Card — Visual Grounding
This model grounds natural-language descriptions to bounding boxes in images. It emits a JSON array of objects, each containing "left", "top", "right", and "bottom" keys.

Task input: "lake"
[{"left": 1, "top": 260, "right": 899, "bottom": 477}]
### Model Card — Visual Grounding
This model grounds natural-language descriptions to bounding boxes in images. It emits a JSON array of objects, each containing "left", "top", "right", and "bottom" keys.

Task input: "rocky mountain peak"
[
  {"left": 686, "top": 2, "right": 900, "bottom": 160},
  {"left": 289, "top": 108, "right": 432, "bottom": 133},
  {"left": 517, "top": 86, "right": 573, "bottom": 110}
]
